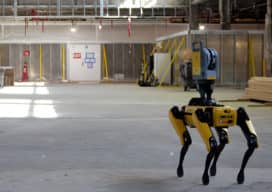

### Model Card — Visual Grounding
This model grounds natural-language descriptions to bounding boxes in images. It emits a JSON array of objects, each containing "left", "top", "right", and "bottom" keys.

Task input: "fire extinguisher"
[{"left": 22, "top": 62, "right": 28, "bottom": 81}]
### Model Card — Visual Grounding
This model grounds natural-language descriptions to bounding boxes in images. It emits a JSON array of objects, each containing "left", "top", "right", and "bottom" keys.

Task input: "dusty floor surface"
[{"left": 0, "top": 83, "right": 271, "bottom": 192}]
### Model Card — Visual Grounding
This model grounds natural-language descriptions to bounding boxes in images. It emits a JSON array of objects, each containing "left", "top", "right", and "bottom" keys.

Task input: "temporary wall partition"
[
  {"left": 0, "top": 29, "right": 265, "bottom": 86},
  {"left": 103, "top": 43, "right": 153, "bottom": 81},
  {"left": 157, "top": 30, "right": 264, "bottom": 87},
  {"left": 0, "top": 43, "right": 154, "bottom": 82},
  {"left": 0, "top": 44, "right": 62, "bottom": 81}
]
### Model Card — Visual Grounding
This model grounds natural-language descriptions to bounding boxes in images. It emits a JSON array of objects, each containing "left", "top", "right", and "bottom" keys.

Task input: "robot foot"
[
  {"left": 237, "top": 171, "right": 244, "bottom": 184},
  {"left": 210, "top": 164, "right": 216, "bottom": 176},
  {"left": 202, "top": 173, "right": 209, "bottom": 185},
  {"left": 177, "top": 166, "right": 184, "bottom": 177}
]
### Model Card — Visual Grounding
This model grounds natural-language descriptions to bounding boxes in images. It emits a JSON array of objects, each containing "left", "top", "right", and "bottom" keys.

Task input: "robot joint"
[
  {"left": 209, "top": 136, "right": 217, "bottom": 150},
  {"left": 248, "top": 134, "right": 258, "bottom": 148}
]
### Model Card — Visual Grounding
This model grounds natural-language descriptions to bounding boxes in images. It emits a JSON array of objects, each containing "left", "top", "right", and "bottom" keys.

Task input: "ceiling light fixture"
[
  {"left": 70, "top": 27, "right": 77, "bottom": 32},
  {"left": 199, "top": 25, "right": 205, "bottom": 30},
  {"left": 70, "top": 21, "right": 77, "bottom": 32},
  {"left": 98, "top": 24, "right": 102, "bottom": 30}
]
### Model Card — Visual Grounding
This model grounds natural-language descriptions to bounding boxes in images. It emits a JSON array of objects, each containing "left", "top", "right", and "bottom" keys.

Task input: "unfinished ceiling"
[{"left": 0, "top": 0, "right": 267, "bottom": 23}]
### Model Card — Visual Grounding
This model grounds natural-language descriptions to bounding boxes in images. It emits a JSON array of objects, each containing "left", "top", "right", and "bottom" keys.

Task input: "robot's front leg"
[
  {"left": 169, "top": 106, "right": 192, "bottom": 178},
  {"left": 210, "top": 128, "right": 229, "bottom": 176},
  {"left": 177, "top": 131, "right": 192, "bottom": 177},
  {"left": 236, "top": 107, "right": 259, "bottom": 184},
  {"left": 192, "top": 109, "right": 217, "bottom": 185}
]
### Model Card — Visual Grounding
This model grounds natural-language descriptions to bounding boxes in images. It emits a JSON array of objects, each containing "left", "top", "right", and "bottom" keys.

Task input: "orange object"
[{"left": 22, "top": 62, "right": 28, "bottom": 81}]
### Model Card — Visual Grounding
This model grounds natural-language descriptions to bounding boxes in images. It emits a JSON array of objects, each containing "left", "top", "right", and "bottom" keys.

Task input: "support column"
[
  {"left": 189, "top": 3, "right": 199, "bottom": 30},
  {"left": 1, "top": 25, "right": 4, "bottom": 39},
  {"left": 57, "top": 0, "right": 61, "bottom": 16},
  {"left": 83, "top": 0, "right": 86, "bottom": 16},
  {"left": 100, "top": 0, "right": 104, "bottom": 16},
  {"left": 13, "top": 0, "right": 17, "bottom": 16},
  {"left": 264, "top": 0, "right": 272, "bottom": 76},
  {"left": 219, "top": 0, "right": 231, "bottom": 30},
  {"left": 188, "top": 1, "right": 199, "bottom": 48}
]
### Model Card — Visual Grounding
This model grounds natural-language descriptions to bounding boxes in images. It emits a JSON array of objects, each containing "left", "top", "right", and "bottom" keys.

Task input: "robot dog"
[{"left": 169, "top": 41, "right": 259, "bottom": 185}]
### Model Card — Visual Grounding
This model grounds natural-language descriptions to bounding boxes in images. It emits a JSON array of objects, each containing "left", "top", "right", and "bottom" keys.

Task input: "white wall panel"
[{"left": 67, "top": 44, "right": 101, "bottom": 81}]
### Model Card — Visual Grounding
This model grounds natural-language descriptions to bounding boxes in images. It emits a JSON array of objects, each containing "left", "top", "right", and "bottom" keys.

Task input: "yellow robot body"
[
  {"left": 212, "top": 106, "right": 237, "bottom": 127},
  {"left": 169, "top": 111, "right": 187, "bottom": 145}
]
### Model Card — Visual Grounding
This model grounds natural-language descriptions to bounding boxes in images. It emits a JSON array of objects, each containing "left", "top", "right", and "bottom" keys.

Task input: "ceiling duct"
[{"left": 191, "top": 0, "right": 208, "bottom": 5}]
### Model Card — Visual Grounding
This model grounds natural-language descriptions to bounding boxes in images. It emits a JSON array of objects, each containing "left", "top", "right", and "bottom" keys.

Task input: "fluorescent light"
[
  {"left": 70, "top": 27, "right": 77, "bottom": 32},
  {"left": 199, "top": 25, "right": 205, "bottom": 30}
]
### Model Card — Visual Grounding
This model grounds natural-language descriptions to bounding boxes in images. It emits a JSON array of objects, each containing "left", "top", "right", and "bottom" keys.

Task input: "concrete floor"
[{"left": 0, "top": 83, "right": 271, "bottom": 192}]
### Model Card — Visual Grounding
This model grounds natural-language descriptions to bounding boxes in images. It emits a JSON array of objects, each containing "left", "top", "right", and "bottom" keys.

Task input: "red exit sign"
[
  {"left": 73, "top": 52, "right": 81, "bottom": 59},
  {"left": 23, "top": 50, "right": 30, "bottom": 56}
]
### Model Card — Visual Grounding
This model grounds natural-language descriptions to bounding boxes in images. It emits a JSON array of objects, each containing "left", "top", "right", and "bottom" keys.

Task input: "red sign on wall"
[
  {"left": 73, "top": 52, "right": 81, "bottom": 59},
  {"left": 23, "top": 50, "right": 30, "bottom": 56}
]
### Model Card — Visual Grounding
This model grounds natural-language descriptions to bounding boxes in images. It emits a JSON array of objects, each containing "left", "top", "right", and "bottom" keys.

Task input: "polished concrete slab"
[{"left": 0, "top": 83, "right": 271, "bottom": 192}]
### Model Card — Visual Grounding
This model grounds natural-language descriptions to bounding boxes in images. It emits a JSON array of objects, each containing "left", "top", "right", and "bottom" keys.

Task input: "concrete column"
[
  {"left": 264, "top": 0, "right": 272, "bottom": 76},
  {"left": 219, "top": 0, "right": 231, "bottom": 30}
]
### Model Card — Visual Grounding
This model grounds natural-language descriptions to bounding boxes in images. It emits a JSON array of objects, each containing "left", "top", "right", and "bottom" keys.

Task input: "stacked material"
[
  {"left": 0, "top": 66, "right": 14, "bottom": 87},
  {"left": 4, "top": 67, "right": 14, "bottom": 86},
  {"left": 244, "top": 77, "right": 272, "bottom": 102}
]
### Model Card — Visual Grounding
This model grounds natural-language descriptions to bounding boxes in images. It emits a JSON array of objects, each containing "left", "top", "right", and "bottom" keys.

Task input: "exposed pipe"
[
  {"left": 39, "top": 44, "right": 43, "bottom": 81},
  {"left": 192, "top": 0, "right": 207, "bottom": 5},
  {"left": 62, "top": 45, "right": 66, "bottom": 80}
]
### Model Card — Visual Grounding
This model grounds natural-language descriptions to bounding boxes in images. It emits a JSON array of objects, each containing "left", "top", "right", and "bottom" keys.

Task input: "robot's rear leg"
[
  {"left": 210, "top": 128, "right": 229, "bottom": 176},
  {"left": 236, "top": 108, "right": 259, "bottom": 184}
]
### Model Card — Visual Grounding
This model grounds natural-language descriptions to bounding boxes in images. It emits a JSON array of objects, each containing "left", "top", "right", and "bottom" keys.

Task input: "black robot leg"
[
  {"left": 236, "top": 108, "right": 259, "bottom": 184},
  {"left": 202, "top": 137, "right": 217, "bottom": 185},
  {"left": 177, "top": 131, "right": 192, "bottom": 177},
  {"left": 210, "top": 128, "right": 229, "bottom": 176}
]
